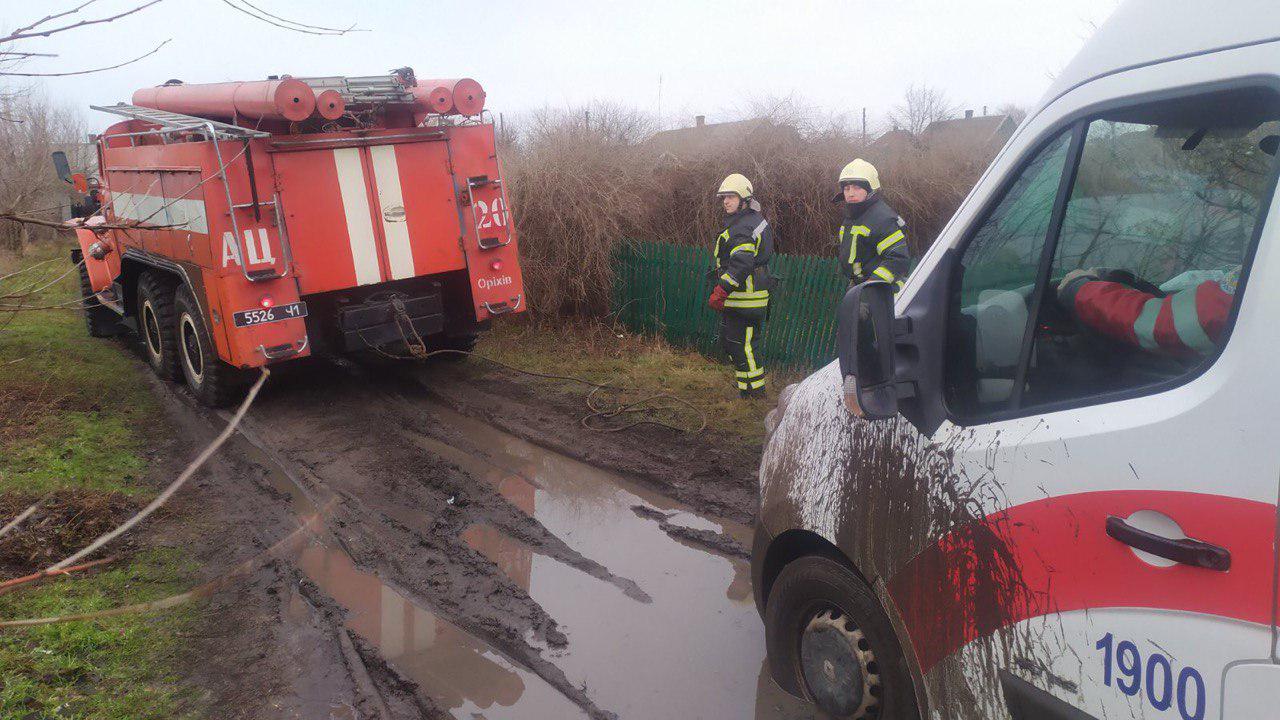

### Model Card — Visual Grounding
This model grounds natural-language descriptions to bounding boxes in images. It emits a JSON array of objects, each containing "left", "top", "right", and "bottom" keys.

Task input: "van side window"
[
  {"left": 945, "top": 131, "right": 1072, "bottom": 416},
  {"left": 946, "top": 87, "right": 1280, "bottom": 420}
]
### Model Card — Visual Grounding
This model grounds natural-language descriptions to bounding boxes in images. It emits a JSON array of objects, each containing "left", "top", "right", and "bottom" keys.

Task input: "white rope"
[{"left": 0, "top": 500, "right": 42, "bottom": 539}]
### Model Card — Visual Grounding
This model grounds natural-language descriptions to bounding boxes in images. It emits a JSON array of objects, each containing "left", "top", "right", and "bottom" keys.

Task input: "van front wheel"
[{"left": 764, "top": 555, "right": 921, "bottom": 720}]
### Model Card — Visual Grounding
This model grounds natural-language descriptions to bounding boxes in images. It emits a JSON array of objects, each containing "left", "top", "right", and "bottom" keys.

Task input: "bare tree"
[
  {"left": 0, "top": 93, "right": 84, "bottom": 255},
  {"left": 888, "top": 84, "right": 960, "bottom": 136},
  {"left": 738, "top": 93, "right": 859, "bottom": 141},
  {"left": 995, "top": 102, "right": 1029, "bottom": 125}
]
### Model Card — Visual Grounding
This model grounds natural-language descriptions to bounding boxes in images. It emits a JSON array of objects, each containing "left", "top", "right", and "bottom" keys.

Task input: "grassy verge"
[
  {"left": 0, "top": 246, "right": 201, "bottom": 719},
  {"left": 473, "top": 314, "right": 801, "bottom": 449}
]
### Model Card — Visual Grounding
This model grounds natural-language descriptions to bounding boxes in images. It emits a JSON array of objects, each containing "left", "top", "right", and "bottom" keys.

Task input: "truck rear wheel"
[
  {"left": 175, "top": 285, "right": 246, "bottom": 407},
  {"left": 764, "top": 555, "right": 921, "bottom": 720},
  {"left": 76, "top": 258, "right": 122, "bottom": 338},
  {"left": 136, "top": 271, "right": 179, "bottom": 379}
]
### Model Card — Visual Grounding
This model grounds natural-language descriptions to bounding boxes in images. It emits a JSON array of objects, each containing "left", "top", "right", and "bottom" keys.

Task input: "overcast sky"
[{"left": 11, "top": 0, "right": 1119, "bottom": 132}]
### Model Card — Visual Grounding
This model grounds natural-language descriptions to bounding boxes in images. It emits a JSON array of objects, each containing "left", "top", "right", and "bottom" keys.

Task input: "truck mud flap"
[{"left": 339, "top": 291, "right": 444, "bottom": 351}]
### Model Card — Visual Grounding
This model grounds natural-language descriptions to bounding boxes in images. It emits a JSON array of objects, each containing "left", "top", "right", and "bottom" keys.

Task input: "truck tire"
[
  {"left": 76, "top": 259, "right": 122, "bottom": 338},
  {"left": 174, "top": 284, "right": 246, "bottom": 407},
  {"left": 764, "top": 555, "right": 921, "bottom": 720},
  {"left": 136, "top": 271, "right": 180, "bottom": 379}
]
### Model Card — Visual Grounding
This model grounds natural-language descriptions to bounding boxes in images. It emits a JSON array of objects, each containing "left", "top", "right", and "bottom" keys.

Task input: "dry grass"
[
  {"left": 473, "top": 314, "right": 803, "bottom": 448},
  {"left": 504, "top": 102, "right": 995, "bottom": 317}
]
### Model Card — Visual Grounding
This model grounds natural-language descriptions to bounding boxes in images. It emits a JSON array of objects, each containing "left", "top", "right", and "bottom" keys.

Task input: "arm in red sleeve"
[{"left": 1061, "top": 277, "right": 1232, "bottom": 356}]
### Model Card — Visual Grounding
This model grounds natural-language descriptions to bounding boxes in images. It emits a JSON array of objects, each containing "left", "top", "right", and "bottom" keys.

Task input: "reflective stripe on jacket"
[
  {"left": 714, "top": 207, "right": 775, "bottom": 310},
  {"left": 837, "top": 193, "right": 911, "bottom": 290},
  {"left": 1060, "top": 275, "right": 1234, "bottom": 356}
]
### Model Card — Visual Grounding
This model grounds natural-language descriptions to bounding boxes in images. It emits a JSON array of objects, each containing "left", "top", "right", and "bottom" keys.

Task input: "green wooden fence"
[{"left": 611, "top": 241, "right": 848, "bottom": 372}]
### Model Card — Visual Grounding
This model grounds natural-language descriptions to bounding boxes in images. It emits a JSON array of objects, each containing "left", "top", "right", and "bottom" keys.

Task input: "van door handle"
[{"left": 1105, "top": 516, "right": 1231, "bottom": 572}]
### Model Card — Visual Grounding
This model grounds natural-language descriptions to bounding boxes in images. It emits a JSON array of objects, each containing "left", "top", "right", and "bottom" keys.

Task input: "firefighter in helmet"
[
  {"left": 708, "top": 173, "right": 774, "bottom": 398},
  {"left": 835, "top": 159, "right": 912, "bottom": 291}
]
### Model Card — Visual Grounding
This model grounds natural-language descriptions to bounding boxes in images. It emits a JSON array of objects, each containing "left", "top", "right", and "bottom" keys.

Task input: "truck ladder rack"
[
  {"left": 90, "top": 104, "right": 270, "bottom": 140},
  {"left": 301, "top": 75, "right": 415, "bottom": 105}
]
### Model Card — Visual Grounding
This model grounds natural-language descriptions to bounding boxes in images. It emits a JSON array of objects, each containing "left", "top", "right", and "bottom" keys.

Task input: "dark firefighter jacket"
[
  {"left": 713, "top": 206, "right": 775, "bottom": 313},
  {"left": 837, "top": 193, "right": 911, "bottom": 290}
]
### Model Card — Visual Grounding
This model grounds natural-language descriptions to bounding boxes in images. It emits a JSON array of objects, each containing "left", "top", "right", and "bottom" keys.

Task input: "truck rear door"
[{"left": 268, "top": 129, "right": 466, "bottom": 297}]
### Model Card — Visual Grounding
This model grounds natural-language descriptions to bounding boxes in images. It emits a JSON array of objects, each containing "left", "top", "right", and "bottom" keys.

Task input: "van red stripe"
[{"left": 886, "top": 491, "right": 1275, "bottom": 674}]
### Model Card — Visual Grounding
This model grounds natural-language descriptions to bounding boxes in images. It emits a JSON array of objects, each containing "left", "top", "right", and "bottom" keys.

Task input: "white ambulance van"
[{"left": 751, "top": 2, "right": 1280, "bottom": 718}]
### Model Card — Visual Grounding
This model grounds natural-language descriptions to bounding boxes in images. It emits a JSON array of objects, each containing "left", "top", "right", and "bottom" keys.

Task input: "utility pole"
[
  {"left": 861, "top": 107, "right": 867, "bottom": 145},
  {"left": 657, "top": 74, "right": 663, "bottom": 129},
  {"left": 585, "top": 109, "right": 590, "bottom": 130}
]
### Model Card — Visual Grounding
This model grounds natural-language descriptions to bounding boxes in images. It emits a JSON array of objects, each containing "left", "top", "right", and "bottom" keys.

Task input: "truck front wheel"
[
  {"left": 175, "top": 285, "right": 246, "bottom": 407},
  {"left": 764, "top": 555, "right": 921, "bottom": 720},
  {"left": 76, "top": 258, "right": 122, "bottom": 338},
  {"left": 136, "top": 271, "right": 179, "bottom": 379}
]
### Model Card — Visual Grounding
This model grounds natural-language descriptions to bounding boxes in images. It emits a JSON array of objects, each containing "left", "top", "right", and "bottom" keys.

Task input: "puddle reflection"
[
  {"left": 297, "top": 543, "right": 583, "bottom": 719},
  {"left": 428, "top": 402, "right": 817, "bottom": 719}
]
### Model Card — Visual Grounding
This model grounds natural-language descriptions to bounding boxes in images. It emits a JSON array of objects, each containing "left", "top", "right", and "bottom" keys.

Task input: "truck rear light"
[
  {"left": 490, "top": 260, "right": 503, "bottom": 272},
  {"left": 260, "top": 295, "right": 275, "bottom": 309}
]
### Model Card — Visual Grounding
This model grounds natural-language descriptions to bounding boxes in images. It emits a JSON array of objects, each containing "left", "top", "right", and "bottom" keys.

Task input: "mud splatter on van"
[{"left": 760, "top": 364, "right": 1053, "bottom": 718}]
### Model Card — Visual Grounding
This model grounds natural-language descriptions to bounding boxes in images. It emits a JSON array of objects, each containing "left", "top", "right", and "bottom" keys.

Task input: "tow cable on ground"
[{"left": 361, "top": 296, "right": 708, "bottom": 435}]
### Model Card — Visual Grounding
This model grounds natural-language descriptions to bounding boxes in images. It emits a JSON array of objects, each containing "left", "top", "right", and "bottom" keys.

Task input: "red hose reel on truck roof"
[{"left": 130, "top": 70, "right": 487, "bottom": 124}]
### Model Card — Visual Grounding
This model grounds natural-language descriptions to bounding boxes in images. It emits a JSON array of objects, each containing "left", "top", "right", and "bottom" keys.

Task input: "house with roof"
[
  {"left": 646, "top": 115, "right": 803, "bottom": 158},
  {"left": 920, "top": 110, "right": 1017, "bottom": 153}
]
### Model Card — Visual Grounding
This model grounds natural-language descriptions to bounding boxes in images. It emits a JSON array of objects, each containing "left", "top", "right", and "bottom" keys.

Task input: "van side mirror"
[
  {"left": 837, "top": 281, "right": 898, "bottom": 419},
  {"left": 835, "top": 248, "right": 956, "bottom": 437},
  {"left": 52, "top": 151, "right": 73, "bottom": 185}
]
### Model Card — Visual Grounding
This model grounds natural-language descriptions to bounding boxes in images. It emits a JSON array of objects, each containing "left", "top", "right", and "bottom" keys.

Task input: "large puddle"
[
  {"left": 240, "top": 395, "right": 815, "bottom": 719},
  {"left": 404, "top": 401, "right": 816, "bottom": 720}
]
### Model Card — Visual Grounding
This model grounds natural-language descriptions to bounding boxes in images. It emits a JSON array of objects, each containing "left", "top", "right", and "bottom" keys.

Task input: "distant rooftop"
[
  {"left": 921, "top": 112, "right": 1017, "bottom": 150},
  {"left": 868, "top": 111, "right": 1017, "bottom": 159},
  {"left": 646, "top": 115, "right": 802, "bottom": 157}
]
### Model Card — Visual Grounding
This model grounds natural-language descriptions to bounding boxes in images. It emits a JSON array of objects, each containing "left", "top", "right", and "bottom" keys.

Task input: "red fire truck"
[{"left": 61, "top": 70, "right": 524, "bottom": 406}]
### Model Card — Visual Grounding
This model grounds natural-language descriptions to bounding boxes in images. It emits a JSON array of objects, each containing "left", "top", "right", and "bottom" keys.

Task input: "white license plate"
[{"left": 232, "top": 301, "right": 307, "bottom": 328}]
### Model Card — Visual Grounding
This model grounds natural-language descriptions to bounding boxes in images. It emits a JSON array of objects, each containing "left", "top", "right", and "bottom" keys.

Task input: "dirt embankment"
[{"left": 416, "top": 361, "right": 763, "bottom": 526}]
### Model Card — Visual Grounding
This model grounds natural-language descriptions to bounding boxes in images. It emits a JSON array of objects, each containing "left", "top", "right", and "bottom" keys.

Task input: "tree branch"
[
  {"left": 4, "top": 1, "right": 99, "bottom": 39},
  {"left": 0, "top": 0, "right": 163, "bottom": 44},
  {"left": 233, "top": 0, "right": 360, "bottom": 33},
  {"left": 0, "top": 213, "right": 176, "bottom": 232},
  {"left": 219, "top": 0, "right": 359, "bottom": 35},
  {"left": 0, "top": 39, "right": 169, "bottom": 77}
]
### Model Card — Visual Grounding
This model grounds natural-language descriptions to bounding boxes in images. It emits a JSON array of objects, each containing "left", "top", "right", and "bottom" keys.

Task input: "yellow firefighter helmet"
[
  {"left": 838, "top": 159, "right": 880, "bottom": 191},
  {"left": 716, "top": 173, "right": 754, "bottom": 199}
]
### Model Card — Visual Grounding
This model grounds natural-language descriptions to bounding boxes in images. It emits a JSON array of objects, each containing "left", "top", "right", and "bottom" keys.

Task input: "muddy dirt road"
[{"left": 164, "top": 357, "right": 819, "bottom": 720}]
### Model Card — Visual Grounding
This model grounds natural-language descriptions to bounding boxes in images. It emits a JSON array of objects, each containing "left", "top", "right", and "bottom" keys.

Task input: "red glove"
[{"left": 708, "top": 285, "right": 728, "bottom": 311}]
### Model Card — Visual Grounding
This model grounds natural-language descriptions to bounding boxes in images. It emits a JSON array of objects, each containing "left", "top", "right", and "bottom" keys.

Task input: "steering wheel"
[
  {"left": 1096, "top": 268, "right": 1165, "bottom": 297},
  {"left": 1038, "top": 281, "right": 1076, "bottom": 336}
]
